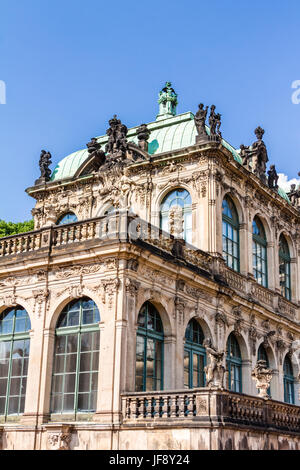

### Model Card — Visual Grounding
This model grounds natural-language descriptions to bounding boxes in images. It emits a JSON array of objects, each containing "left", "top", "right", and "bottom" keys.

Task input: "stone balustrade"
[
  {"left": 222, "top": 265, "right": 298, "bottom": 321},
  {"left": 121, "top": 389, "right": 300, "bottom": 434},
  {"left": 0, "top": 213, "right": 298, "bottom": 320}
]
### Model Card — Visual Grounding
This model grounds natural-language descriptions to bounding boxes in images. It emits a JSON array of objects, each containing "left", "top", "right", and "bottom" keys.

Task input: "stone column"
[
  {"left": 239, "top": 222, "right": 248, "bottom": 276},
  {"left": 242, "top": 359, "right": 252, "bottom": 395},
  {"left": 267, "top": 241, "right": 277, "bottom": 292},
  {"left": 290, "top": 257, "right": 298, "bottom": 303},
  {"left": 21, "top": 322, "right": 50, "bottom": 426},
  {"left": 93, "top": 278, "right": 122, "bottom": 426},
  {"left": 35, "top": 328, "right": 56, "bottom": 424}
]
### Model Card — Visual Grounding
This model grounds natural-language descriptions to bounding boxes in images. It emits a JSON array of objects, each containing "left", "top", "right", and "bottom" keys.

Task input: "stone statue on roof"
[
  {"left": 35, "top": 150, "right": 52, "bottom": 185},
  {"left": 194, "top": 103, "right": 209, "bottom": 142},
  {"left": 105, "top": 115, "right": 128, "bottom": 157},
  {"left": 251, "top": 126, "right": 269, "bottom": 183},
  {"left": 267, "top": 164, "right": 279, "bottom": 190},
  {"left": 240, "top": 126, "right": 269, "bottom": 184},
  {"left": 86, "top": 138, "right": 105, "bottom": 169},
  {"left": 208, "top": 105, "right": 222, "bottom": 141}
]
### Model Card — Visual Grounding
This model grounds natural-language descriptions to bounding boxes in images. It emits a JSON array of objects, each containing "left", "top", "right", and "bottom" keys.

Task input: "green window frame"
[
  {"left": 50, "top": 297, "right": 100, "bottom": 416},
  {"left": 184, "top": 319, "right": 206, "bottom": 389},
  {"left": 279, "top": 235, "right": 291, "bottom": 301},
  {"left": 226, "top": 333, "right": 242, "bottom": 393},
  {"left": 252, "top": 216, "right": 268, "bottom": 287},
  {"left": 135, "top": 302, "right": 164, "bottom": 392},
  {"left": 283, "top": 355, "right": 294, "bottom": 404},
  {"left": 222, "top": 196, "right": 240, "bottom": 272},
  {"left": 160, "top": 189, "right": 192, "bottom": 243},
  {"left": 0, "top": 306, "right": 31, "bottom": 418}
]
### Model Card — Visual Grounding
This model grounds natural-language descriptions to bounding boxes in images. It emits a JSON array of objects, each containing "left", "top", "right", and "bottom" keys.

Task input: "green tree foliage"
[{"left": 0, "top": 219, "right": 34, "bottom": 238}]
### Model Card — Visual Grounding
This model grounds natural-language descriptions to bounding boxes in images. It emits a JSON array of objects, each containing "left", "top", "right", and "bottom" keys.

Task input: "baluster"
[
  {"left": 161, "top": 395, "right": 168, "bottom": 418},
  {"left": 70, "top": 226, "right": 75, "bottom": 242},
  {"left": 178, "top": 394, "right": 185, "bottom": 418},
  {"left": 131, "top": 397, "right": 138, "bottom": 419},
  {"left": 170, "top": 395, "right": 177, "bottom": 418},
  {"left": 0, "top": 241, "right": 3, "bottom": 256},
  {"left": 152, "top": 397, "right": 159, "bottom": 418},
  {"left": 187, "top": 394, "right": 194, "bottom": 416},
  {"left": 125, "top": 398, "right": 131, "bottom": 419}
]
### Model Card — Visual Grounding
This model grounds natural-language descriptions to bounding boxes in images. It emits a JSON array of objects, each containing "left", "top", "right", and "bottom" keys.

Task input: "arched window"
[
  {"left": 279, "top": 235, "right": 291, "bottom": 300},
  {"left": 252, "top": 216, "right": 268, "bottom": 287},
  {"left": 56, "top": 212, "right": 78, "bottom": 225},
  {"left": 184, "top": 319, "right": 206, "bottom": 389},
  {"left": 50, "top": 297, "right": 100, "bottom": 415},
  {"left": 0, "top": 306, "right": 31, "bottom": 417},
  {"left": 226, "top": 333, "right": 242, "bottom": 392},
  {"left": 222, "top": 196, "right": 240, "bottom": 272},
  {"left": 160, "top": 189, "right": 192, "bottom": 243},
  {"left": 283, "top": 355, "right": 294, "bottom": 404},
  {"left": 135, "top": 302, "right": 164, "bottom": 392}
]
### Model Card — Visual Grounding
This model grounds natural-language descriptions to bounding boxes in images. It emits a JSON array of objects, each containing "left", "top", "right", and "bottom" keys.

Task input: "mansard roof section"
[{"left": 50, "top": 112, "right": 242, "bottom": 182}]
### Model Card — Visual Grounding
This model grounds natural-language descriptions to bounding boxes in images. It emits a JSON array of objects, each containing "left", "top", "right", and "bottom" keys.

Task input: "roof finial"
[{"left": 156, "top": 81, "right": 178, "bottom": 121}]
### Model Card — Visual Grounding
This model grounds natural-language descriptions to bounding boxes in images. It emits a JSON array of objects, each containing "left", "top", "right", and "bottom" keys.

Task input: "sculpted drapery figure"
[
  {"left": 195, "top": 103, "right": 222, "bottom": 142},
  {"left": 195, "top": 103, "right": 209, "bottom": 141},
  {"left": 105, "top": 115, "right": 128, "bottom": 157},
  {"left": 35, "top": 150, "right": 52, "bottom": 185},
  {"left": 251, "top": 126, "right": 269, "bottom": 182},
  {"left": 240, "top": 126, "right": 269, "bottom": 183},
  {"left": 86, "top": 138, "right": 105, "bottom": 169},
  {"left": 267, "top": 164, "right": 279, "bottom": 190},
  {"left": 204, "top": 342, "right": 225, "bottom": 389}
]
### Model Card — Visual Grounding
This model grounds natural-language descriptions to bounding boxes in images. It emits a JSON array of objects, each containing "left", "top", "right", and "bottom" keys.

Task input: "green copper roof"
[
  {"left": 51, "top": 112, "right": 241, "bottom": 181},
  {"left": 50, "top": 111, "right": 290, "bottom": 204}
]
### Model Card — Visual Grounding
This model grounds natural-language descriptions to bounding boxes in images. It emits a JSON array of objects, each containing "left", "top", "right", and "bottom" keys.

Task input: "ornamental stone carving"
[
  {"left": 169, "top": 206, "right": 184, "bottom": 239},
  {"left": 194, "top": 103, "right": 209, "bottom": 143},
  {"left": 251, "top": 360, "right": 273, "bottom": 399},
  {"left": 33, "top": 288, "right": 49, "bottom": 317},
  {"left": 47, "top": 427, "right": 72, "bottom": 450},
  {"left": 102, "top": 278, "right": 120, "bottom": 309},
  {"left": 125, "top": 278, "right": 140, "bottom": 297},
  {"left": 35, "top": 150, "right": 52, "bottom": 185},
  {"left": 203, "top": 341, "right": 225, "bottom": 389}
]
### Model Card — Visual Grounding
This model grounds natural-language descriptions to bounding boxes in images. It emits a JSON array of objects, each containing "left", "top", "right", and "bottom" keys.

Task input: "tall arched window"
[
  {"left": 50, "top": 297, "right": 100, "bottom": 415},
  {"left": 135, "top": 302, "right": 164, "bottom": 392},
  {"left": 0, "top": 306, "right": 31, "bottom": 417},
  {"left": 283, "top": 355, "right": 294, "bottom": 404},
  {"left": 279, "top": 235, "right": 291, "bottom": 300},
  {"left": 184, "top": 319, "right": 206, "bottom": 389},
  {"left": 160, "top": 189, "right": 192, "bottom": 243},
  {"left": 222, "top": 196, "right": 240, "bottom": 272},
  {"left": 56, "top": 212, "right": 78, "bottom": 225},
  {"left": 226, "top": 333, "right": 242, "bottom": 392},
  {"left": 252, "top": 216, "right": 268, "bottom": 287}
]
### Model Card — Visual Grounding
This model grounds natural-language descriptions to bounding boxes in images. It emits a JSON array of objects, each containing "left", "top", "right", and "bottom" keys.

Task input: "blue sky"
[{"left": 0, "top": 0, "right": 299, "bottom": 221}]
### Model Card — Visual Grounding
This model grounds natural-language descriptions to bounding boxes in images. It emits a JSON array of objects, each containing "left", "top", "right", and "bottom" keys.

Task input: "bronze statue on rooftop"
[
  {"left": 35, "top": 150, "right": 52, "bottom": 185},
  {"left": 194, "top": 103, "right": 209, "bottom": 142},
  {"left": 267, "top": 164, "right": 279, "bottom": 190},
  {"left": 105, "top": 115, "right": 128, "bottom": 157}
]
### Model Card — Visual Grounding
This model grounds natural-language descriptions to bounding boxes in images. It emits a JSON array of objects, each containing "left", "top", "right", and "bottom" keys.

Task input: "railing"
[
  {"left": 0, "top": 213, "right": 213, "bottom": 274},
  {"left": 121, "top": 389, "right": 300, "bottom": 433},
  {"left": 221, "top": 265, "right": 298, "bottom": 320},
  {"left": 0, "top": 214, "right": 298, "bottom": 320}
]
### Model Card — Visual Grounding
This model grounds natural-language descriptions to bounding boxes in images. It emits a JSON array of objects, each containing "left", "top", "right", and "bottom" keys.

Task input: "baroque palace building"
[{"left": 0, "top": 82, "right": 300, "bottom": 450}]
